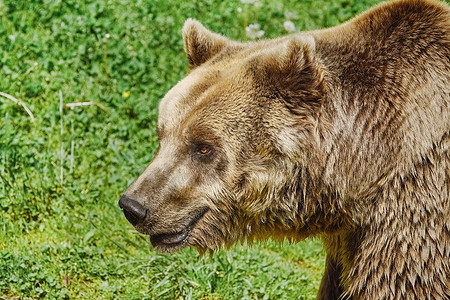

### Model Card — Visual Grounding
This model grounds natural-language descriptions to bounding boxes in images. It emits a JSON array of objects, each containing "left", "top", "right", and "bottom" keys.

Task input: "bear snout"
[{"left": 118, "top": 195, "right": 148, "bottom": 226}]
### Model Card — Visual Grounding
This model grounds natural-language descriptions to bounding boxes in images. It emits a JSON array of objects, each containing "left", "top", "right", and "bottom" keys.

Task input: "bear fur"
[{"left": 119, "top": 0, "right": 450, "bottom": 298}]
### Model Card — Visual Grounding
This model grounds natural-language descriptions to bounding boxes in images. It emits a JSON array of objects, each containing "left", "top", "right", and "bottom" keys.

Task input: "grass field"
[{"left": 0, "top": 0, "right": 395, "bottom": 299}]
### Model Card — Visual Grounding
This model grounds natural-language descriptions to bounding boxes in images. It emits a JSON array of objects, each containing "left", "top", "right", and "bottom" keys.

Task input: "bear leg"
[{"left": 317, "top": 255, "right": 345, "bottom": 300}]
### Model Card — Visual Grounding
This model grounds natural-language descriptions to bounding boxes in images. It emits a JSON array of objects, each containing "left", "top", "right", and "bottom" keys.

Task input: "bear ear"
[
  {"left": 183, "top": 19, "right": 231, "bottom": 68},
  {"left": 266, "top": 36, "right": 326, "bottom": 117}
]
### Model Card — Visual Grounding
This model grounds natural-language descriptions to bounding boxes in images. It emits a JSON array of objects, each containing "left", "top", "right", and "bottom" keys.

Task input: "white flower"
[
  {"left": 8, "top": 34, "right": 17, "bottom": 43},
  {"left": 246, "top": 23, "right": 264, "bottom": 39},
  {"left": 284, "top": 10, "right": 299, "bottom": 20},
  {"left": 237, "top": 7, "right": 242, "bottom": 13},
  {"left": 283, "top": 20, "right": 296, "bottom": 33}
]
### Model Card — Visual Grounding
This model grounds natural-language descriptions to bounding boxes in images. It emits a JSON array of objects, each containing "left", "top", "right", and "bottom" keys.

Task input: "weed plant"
[{"left": 0, "top": 0, "right": 394, "bottom": 299}]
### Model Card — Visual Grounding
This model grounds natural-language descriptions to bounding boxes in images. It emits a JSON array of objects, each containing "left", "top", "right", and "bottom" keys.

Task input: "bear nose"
[{"left": 118, "top": 195, "right": 148, "bottom": 226}]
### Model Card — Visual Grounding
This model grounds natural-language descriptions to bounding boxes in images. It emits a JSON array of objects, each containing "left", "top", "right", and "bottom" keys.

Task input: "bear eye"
[
  {"left": 198, "top": 145, "right": 211, "bottom": 155},
  {"left": 193, "top": 143, "right": 214, "bottom": 161}
]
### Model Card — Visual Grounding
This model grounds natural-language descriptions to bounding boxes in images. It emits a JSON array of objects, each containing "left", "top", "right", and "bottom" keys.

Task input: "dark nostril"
[{"left": 118, "top": 195, "right": 148, "bottom": 226}]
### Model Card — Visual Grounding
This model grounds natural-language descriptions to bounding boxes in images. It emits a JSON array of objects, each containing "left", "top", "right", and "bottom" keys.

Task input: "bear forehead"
[
  {"left": 157, "top": 55, "right": 262, "bottom": 137},
  {"left": 156, "top": 37, "right": 305, "bottom": 139}
]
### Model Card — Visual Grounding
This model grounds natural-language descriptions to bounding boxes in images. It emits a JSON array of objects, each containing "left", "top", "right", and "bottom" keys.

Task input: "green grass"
[{"left": 0, "top": 0, "right": 392, "bottom": 299}]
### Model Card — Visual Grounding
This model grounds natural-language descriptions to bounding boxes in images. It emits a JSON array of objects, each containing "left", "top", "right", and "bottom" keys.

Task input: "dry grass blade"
[
  {"left": 63, "top": 101, "right": 107, "bottom": 111},
  {"left": 0, "top": 91, "right": 35, "bottom": 122}
]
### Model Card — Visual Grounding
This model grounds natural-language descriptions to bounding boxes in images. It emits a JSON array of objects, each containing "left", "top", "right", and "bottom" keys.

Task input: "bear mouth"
[{"left": 149, "top": 207, "right": 209, "bottom": 252}]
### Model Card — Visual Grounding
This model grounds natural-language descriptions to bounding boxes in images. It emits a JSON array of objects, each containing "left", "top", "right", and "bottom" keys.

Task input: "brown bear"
[{"left": 119, "top": 0, "right": 450, "bottom": 298}]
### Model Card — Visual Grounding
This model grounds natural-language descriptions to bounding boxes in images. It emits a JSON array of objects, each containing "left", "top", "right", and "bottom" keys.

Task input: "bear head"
[{"left": 119, "top": 19, "right": 334, "bottom": 253}]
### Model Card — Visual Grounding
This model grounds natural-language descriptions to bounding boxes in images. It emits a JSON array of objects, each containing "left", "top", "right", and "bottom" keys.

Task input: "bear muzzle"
[{"left": 119, "top": 193, "right": 210, "bottom": 252}]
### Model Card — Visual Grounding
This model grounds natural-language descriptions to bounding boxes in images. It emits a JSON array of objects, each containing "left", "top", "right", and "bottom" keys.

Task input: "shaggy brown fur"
[{"left": 119, "top": 0, "right": 450, "bottom": 299}]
